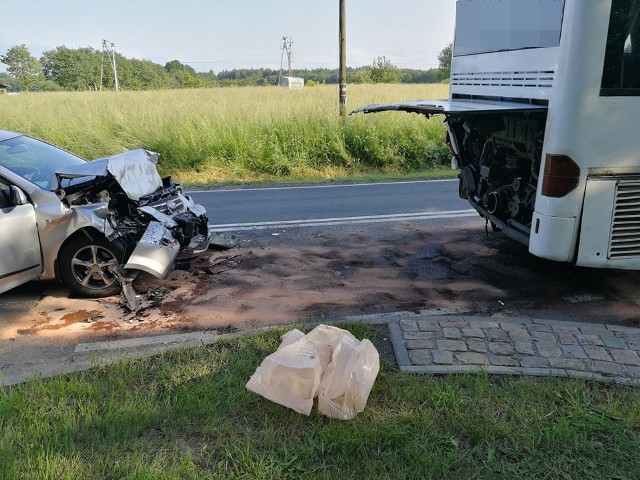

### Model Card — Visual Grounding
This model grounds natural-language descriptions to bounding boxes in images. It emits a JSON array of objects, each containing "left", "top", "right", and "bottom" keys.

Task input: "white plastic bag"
[
  {"left": 245, "top": 325, "right": 380, "bottom": 420},
  {"left": 245, "top": 329, "right": 321, "bottom": 415},
  {"left": 317, "top": 334, "right": 380, "bottom": 420}
]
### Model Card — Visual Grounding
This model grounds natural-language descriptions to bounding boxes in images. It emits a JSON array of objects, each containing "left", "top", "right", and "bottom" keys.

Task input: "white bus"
[{"left": 355, "top": 0, "right": 640, "bottom": 269}]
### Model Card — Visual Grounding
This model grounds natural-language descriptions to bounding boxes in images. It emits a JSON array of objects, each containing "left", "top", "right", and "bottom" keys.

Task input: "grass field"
[
  {"left": 0, "top": 84, "right": 451, "bottom": 185},
  {"left": 1, "top": 324, "right": 639, "bottom": 479}
]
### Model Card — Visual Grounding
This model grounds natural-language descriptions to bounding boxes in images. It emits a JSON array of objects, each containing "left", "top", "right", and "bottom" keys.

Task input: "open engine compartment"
[{"left": 448, "top": 112, "right": 548, "bottom": 241}]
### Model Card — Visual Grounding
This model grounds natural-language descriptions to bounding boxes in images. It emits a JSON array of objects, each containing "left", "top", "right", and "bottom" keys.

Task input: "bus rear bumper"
[
  {"left": 575, "top": 176, "right": 640, "bottom": 270},
  {"left": 529, "top": 212, "right": 577, "bottom": 262}
]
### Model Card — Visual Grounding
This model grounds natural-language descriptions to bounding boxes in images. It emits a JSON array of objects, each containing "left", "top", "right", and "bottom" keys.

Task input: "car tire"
[{"left": 58, "top": 234, "right": 124, "bottom": 298}]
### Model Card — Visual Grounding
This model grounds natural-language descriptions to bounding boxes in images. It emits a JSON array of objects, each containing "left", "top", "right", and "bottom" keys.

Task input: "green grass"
[
  {"left": 2, "top": 324, "right": 639, "bottom": 479},
  {"left": 185, "top": 167, "right": 458, "bottom": 188},
  {"left": 0, "top": 84, "right": 451, "bottom": 185}
]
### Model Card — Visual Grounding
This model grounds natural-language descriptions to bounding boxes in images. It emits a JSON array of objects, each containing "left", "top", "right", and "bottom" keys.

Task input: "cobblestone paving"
[{"left": 388, "top": 315, "right": 640, "bottom": 385}]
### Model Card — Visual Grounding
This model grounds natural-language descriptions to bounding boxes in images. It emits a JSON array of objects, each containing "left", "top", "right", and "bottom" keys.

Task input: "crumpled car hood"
[{"left": 55, "top": 149, "right": 163, "bottom": 201}]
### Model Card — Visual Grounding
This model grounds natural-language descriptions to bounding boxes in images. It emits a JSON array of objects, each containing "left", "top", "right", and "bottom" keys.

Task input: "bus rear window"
[
  {"left": 601, "top": 0, "right": 640, "bottom": 95},
  {"left": 453, "top": 0, "right": 565, "bottom": 57}
]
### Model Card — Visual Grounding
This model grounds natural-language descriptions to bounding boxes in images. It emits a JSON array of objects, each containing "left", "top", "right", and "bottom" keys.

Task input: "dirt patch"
[
  {"left": 16, "top": 309, "right": 103, "bottom": 335},
  {"left": 4, "top": 221, "right": 640, "bottom": 341}
]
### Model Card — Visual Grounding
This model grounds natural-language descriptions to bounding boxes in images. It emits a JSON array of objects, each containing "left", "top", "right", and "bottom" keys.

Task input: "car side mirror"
[{"left": 9, "top": 185, "right": 28, "bottom": 206}]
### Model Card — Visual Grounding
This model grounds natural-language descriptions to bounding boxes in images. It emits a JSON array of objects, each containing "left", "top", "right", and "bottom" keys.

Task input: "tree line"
[{"left": 0, "top": 44, "right": 452, "bottom": 92}]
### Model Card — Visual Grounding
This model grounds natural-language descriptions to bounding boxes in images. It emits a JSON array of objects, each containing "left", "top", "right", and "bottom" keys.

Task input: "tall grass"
[{"left": 0, "top": 84, "right": 450, "bottom": 184}]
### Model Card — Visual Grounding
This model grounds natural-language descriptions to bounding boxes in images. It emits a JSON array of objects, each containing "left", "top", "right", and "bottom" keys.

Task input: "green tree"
[
  {"left": 399, "top": 68, "right": 439, "bottom": 84},
  {"left": 197, "top": 70, "right": 220, "bottom": 87},
  {"left": 35, "top": 80, "right": 63, "bottom": 92},
  {"left": 0, "top": 44, "right": 43, "bottom": 91},
  {"left": 41, "top": 46, "right": 100, "bottom": 90},
  {"left": 352, "top": 67, "right": 372, "bottom": 84},
  {"left": 165, "top": 60, "right": 204, "bottom": 88},
  {"left": 165, "top": 59, "right": 197, "bottom": 75},
  {"left": 0, "top": 72, "right": 21, "bottom": 91},
  {"left": 438, "top": 43, "right": 453, "bottom": 81},
  {"left": 129, "top": 59, "right": 172, "bottom": 90},
  {"left": 369, "top": 56, "right": 400, "bottom": 83}
]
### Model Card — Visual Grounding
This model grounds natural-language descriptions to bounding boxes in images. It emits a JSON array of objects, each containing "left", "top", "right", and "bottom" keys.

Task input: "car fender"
[{"left": 39, "top": 204, "right": 111, "bottom": 280}]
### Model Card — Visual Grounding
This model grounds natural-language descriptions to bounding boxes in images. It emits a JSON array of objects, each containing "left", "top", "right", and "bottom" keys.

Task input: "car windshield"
[{"left": 0, "top": 135, "right": 86, "bottom": 190}]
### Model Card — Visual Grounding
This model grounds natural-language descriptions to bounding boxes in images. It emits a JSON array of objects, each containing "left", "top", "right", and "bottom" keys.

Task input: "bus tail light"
[{"left": 541, "top": 154, "right": 580, "bottom": 198}]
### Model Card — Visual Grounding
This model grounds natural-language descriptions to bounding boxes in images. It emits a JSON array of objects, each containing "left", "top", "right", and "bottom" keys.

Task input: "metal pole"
[
  {"left": 279, "top": 36, "right": 286, "bottom": 86},
  {"left": 111, "top": 44, "right": 120, "bottom": 92},
  {"left": 100, "top": 40, "right": 105, "bottom": 91},
  {"left": 287, "top": 39, "right": 293, "bottom": 78},
  {"left": 339, "top": 0, "right": 347, "bottom": 118}
]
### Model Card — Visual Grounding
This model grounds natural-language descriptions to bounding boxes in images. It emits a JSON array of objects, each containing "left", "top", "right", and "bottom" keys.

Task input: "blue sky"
[{"left": 0, "top": 0, "right": 456, "bottom": 72}]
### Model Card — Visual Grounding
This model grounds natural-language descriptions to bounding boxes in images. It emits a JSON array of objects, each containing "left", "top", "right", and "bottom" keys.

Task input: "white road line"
[
  {"left": 215, "top": 209, "right": 475, "bottom": 227},
  {"left": 187, "top": 178, "right": 458, "bottom": 194},
  {"left": 209, "top": 209, "right": 478, "bottom": 232}
]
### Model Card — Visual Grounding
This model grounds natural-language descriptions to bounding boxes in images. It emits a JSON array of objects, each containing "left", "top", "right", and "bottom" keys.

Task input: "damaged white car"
[{"left": 0, "top": 130, "right": 210, "bottom": 305}]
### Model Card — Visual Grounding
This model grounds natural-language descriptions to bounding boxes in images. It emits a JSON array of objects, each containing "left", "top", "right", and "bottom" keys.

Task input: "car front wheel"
[{"left": 58, "top": 235, "right": 124, "bottom": 297}]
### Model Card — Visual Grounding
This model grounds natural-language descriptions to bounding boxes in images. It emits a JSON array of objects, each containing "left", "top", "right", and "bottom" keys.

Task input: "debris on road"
[
  {"left": 116, "top": 269, "right": 142, "bottom": 311},
  {"left": 209, "top": 231, "right": 239, "bottom": 250},
  {"left": 194, "top": 252, "right": 249, "bottom": 275},
  {"left": 564, "top": 294, "right": 605, "bottom": 304}
]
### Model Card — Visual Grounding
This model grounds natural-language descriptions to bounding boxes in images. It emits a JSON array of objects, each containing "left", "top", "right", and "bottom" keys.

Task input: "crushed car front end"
[{"left": 53, "top": 149, "right": 210, "bottom": 281}]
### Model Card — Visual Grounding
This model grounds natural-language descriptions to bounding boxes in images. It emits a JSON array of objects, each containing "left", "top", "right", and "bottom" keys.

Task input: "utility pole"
[
  {"left": 279, "top": 36, "right": 294, "bottom": 86},
  {"left": 339, "top": 0, "right": 347, "bottom": 118},
  {"left": 101, "top": 39, "right": 120, "bottom": 92},
  {"left": 286, "top": 38, "right": 293, "bottom": 77},
  {"left": 100, "top": 47, "right": 104, "bottom": 91}
]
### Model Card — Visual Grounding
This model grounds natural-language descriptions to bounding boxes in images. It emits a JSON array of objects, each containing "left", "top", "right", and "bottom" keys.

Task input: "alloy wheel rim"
[{"left": 70, "top": 245, "right": 120, "bottom": 290}]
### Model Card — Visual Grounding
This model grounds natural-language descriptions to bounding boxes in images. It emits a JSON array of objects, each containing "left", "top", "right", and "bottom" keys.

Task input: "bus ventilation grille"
[
  {"left": 609, "top": 181, "right": 640, "bottom": 259},
  {"left": 451, "top": 71, "right": 555, "bottom": 88}
]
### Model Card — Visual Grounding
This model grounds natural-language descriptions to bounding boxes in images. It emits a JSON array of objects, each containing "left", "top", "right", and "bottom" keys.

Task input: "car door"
[{"left": 0, "top": 179, "right": 42, "bottom": 294}]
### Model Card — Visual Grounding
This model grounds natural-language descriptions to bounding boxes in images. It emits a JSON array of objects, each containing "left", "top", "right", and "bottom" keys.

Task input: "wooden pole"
[{"left": 339, "top": 0, "right": 347, "bottom": 118}]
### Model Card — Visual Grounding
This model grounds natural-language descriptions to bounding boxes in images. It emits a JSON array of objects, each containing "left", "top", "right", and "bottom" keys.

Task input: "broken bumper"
[
  {"left": 124, "top": 221, "right": 180, "bottom": 278},
  {"left": 177, "top": 233, "right": 210, "bottom": 261}
]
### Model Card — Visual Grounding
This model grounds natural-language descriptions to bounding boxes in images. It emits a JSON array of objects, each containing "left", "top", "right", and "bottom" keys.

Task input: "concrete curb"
[
  {"left": 0, "top": 318, "right": 391, "bottom": 387},
  {"left": 4, "top": 311, "right": 640, "bottom": 388},
  {"left": 74, "top": 331, "right": 220, "bottom": 352},
  {"left": 388, "top": 321, "right": 411, "bottom": 367}
]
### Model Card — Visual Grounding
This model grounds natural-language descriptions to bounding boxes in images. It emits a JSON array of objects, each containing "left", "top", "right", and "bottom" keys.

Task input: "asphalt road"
[
  {"left": 4, "top": 177, "right": 640, "bottom": 339},
  {"left": 187, "top": 179, "right": 469, "bottom": 227},
  {"left": 0, "top": 179, "right": 473, "bottom": 322}
]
